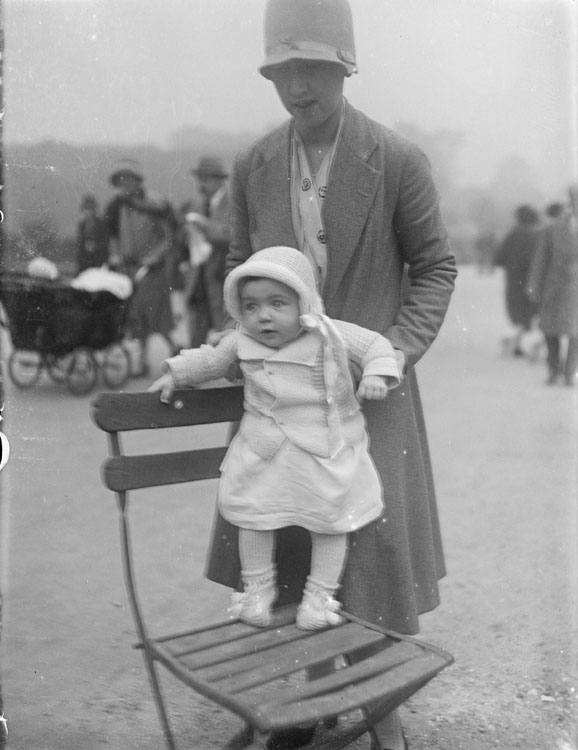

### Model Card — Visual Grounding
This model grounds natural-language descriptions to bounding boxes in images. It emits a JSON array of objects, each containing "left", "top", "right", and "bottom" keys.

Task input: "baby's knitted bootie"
[
  {"left": 229, "top": 565, "right": 277, "bottom": 627},
  {"left": 296, "top": 577, "right": 344, "bottom": 630}
]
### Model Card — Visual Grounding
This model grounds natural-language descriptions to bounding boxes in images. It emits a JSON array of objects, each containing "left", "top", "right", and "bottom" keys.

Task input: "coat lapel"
[
  {"left": 323, "top": 101, "right": 381, "bottom": 299},
  {"left": 247, "top": 124, "right": 299, "bottom": 250}
]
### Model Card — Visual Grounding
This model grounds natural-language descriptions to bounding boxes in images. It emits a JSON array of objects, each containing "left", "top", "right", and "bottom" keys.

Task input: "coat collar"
[
  {"left": 246, "top": 100, "right": 381, "bottom": 301},
  {"left": 237, "top": 329, "right": 321, "bottom": 365}
]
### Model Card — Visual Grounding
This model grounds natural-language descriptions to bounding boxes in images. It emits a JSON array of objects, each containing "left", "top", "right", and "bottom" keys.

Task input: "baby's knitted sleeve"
[
  {"left": 161, "top": 332, "right": 239, "bottom": 388},
  {"left": 335, "top": 320, "right": 401, "bottom": 386}
]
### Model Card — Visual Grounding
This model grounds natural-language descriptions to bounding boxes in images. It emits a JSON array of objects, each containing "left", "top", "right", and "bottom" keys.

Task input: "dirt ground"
[{"left": 0, "top": 266, "right": 577, "bottom": 750}]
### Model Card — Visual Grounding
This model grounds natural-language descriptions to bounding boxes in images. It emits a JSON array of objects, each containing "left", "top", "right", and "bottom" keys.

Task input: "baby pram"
[{"left": 0, "top": 272, "right": 131, "bottom": 395}]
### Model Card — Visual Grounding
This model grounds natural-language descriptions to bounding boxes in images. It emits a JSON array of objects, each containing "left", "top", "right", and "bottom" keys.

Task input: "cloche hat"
[
  {"left": 191, "top": 155, "right": 229, "bottom": 179},
  {"left": 109, "top": 158, "right": 144, "bottom": 186},
  {"left": 259, "top": 0, "right": 357, "bottom": 79}
]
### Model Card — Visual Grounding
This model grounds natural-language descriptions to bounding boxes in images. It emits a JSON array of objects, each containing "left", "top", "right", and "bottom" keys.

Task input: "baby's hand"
[
  {"left": 147, "top": 372, "right": 176, "bottom": 404},
  {"left": 207, "top": 328, "right": 232, "bottom": 347},
  {"left": 357, "top": 375, "right": 388, "bottom": 401}
]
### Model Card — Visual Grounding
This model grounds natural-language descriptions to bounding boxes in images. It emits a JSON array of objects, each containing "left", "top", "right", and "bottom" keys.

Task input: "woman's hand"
[
  {"left": 357, "top": 375, "right": 388, "bottom": 401},
  {"left": 148, "top": 372, "right": 177, "bottom": 404}
]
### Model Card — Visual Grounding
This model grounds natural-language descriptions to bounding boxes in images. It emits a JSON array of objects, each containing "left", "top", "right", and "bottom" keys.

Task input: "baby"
[{"left": 149, "top": 246, "right": 400, "bottom": 629}]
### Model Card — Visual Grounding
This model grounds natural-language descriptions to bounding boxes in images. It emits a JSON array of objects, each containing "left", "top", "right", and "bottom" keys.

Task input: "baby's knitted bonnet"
[{"left": 224, "top": 246, "right": 324, "bottom": 322}]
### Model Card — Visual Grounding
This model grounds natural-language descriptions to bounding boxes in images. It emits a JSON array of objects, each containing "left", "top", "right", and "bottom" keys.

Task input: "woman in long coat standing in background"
[
  {"left": 527, "top": 186, "right": 578, "bottom": 385},
  {"left": 206, "top": 2, "right": 456, "bottom": 748},
  {"left": 493, "top": 204, "right": 541, "bottom": 355}
]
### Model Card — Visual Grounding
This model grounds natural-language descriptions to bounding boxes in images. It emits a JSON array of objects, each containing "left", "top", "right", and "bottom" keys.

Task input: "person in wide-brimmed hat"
[
  {"left": 178, "top": 153, "right": 231, "bottom": 348},
  {"left": 109, "top": 158, "right": 144, "bottom": 187},
  {"left": 104, "top": 158, "right": 178, "bottom": 376},
  {"left": 190, "top": 155, "right": 228, "bottom": 179}
]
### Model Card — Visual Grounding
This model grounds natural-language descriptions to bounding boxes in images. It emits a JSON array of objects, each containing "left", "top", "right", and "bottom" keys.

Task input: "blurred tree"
[
  {"left": 16, "top": 210, "right": 60, "bottom": 259},
  {"left": 7, "top": 211, "right": 74, "bottom": 273},
  {"left": 465, "top": 188, "right": 500, "bottom": 233},
  {"left": 489, "top": 156, "right": 545, "bottom": 231},
  {"left": 395, "top": 121, "right": 464, "bottom": 197}
]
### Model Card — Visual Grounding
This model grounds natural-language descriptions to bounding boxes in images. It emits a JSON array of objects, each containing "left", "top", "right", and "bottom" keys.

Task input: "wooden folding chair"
[{"left": 92, "top": 387, "right": 453, "bottom": 750}]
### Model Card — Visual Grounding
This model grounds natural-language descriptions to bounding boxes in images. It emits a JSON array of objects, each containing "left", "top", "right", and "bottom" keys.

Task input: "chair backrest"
[{"left": 92, "top": 387, "right": 244, "bottom": 493}]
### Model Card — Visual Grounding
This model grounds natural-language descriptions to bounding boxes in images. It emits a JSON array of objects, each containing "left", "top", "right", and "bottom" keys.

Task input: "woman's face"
[{"left": 268, "top": 60, "right": 345, "bottom": 138}]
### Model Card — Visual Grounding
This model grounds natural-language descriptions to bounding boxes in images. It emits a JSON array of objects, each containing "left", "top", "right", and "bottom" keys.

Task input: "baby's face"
[{"left": 240, "top": 278, "right": 301, "bottom": 349}]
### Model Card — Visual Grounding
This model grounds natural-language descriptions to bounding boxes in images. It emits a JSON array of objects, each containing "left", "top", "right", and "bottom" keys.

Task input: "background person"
[
  {"left": 182, "top": 155, "right": 231, "bottom": 347},
  {"left": 205, "top": 2, "right": 457, "bottom": 749},
  {"left": 544, "top": 201, "right": 565, "bottom": 223},
  {"left": 493, "top": 204, "right": 541, "bottom": 357},
  {"left": 104, "top": 158, "right": 177, "bottom": 377},
  {"left": 75, "top": 193, "right": 109, "bottom": 274},
  {"left": 526, "top": 185, "right": 578, "bottom": 386}
]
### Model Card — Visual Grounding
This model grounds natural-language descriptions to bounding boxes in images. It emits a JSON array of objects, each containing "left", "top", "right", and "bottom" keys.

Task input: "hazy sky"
[{"left": 4, "top": 0, "right": 577, "bottom": 195}]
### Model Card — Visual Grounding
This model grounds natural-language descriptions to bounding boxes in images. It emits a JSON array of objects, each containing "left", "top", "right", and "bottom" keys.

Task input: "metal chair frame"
[{"left": 92, "top": 387, "right": 453, "bottom": 750}]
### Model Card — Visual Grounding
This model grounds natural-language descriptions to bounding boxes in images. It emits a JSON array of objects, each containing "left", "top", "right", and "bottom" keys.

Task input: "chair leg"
[{"left": 140, "top": 647, "right": 177, "bottom": 750}]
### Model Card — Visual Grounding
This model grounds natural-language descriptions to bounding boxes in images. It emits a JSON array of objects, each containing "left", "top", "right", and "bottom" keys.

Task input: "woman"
[
  {"left": 206, "top": 2, "right": 456, "bottom": 748},
  {"left": 493, "top": 205, "right": 541, "bottom": 356},
  {"left": 526, "top": 186, "right": 578, "bottom": 386},
  {"left": 76, "top": 194, "right": 109, "bottom": 274},
  {"left": 105, "top": 158, "right": 177, "bottom": 376}
]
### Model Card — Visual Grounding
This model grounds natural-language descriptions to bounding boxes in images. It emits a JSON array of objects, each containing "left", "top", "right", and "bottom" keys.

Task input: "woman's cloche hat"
[
  {"left": 259, "top": 0, "right": 357, "bottom": 80},
  {"left": 190, "top": 155, "right": 229, "bottom": 179}
]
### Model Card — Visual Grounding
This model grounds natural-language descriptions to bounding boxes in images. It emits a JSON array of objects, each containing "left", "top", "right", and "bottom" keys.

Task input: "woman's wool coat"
[
  {"left": 527, "top": 215, "right": 578, "bottom": 337},
  {"left": 494, "top": 224, "right": 540, "bottom": 329},
  {"left": 206, "top": 100, "right": 457, "bottom": 634}
]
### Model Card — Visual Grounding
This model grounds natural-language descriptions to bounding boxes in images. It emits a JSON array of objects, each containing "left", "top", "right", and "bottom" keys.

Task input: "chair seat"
[{"left": 143, "top": 604, "right": 452, "bottom": 735}]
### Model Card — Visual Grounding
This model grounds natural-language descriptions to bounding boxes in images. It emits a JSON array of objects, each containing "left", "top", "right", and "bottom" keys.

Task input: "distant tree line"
[{"left": 1, "top": 123, "right": 556, "bottom": 273}]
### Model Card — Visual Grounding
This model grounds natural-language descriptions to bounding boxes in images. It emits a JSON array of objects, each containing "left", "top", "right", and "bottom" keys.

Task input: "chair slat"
[
  {"left": 92, "top": 387, "right": 244, "bottom": 432},
  {"left": 177, "top": 623, "right": 315, "bottom": 673},
  {"left": 238, "top": 640, "right": 419, "bottom": 700},
  {"left": 168, "top": 616, "right": 305, "bottom": 659},
  {"left": 257, "top": 652, "right": 449, "bottom": 730},
  {"left": 220, "top": 630, "right": 395, "bottom": 695},
  {"left": 190, "top": 623, "right": 384, "bottom": 683},
  {"left": 103, "top": 448, "right": 226, "bottom": 491},
  {"left": 155, "top": 605, "right": 298, "bottom": 651}
]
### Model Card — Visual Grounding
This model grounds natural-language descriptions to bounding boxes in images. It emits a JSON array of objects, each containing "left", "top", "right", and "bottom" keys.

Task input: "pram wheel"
[
  {"left": 101, "top": 344, "right": 130, "bottom": 389},
  {"left": 65, "top": 348, "right": 98, "bottom": 395},
  {"left": 8, "top": 350, "right": 42, "bottom": 388}
]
